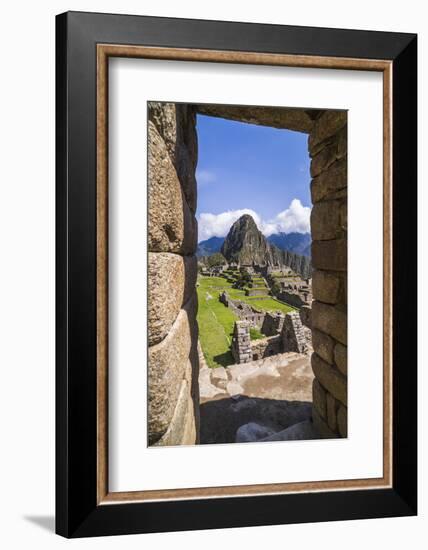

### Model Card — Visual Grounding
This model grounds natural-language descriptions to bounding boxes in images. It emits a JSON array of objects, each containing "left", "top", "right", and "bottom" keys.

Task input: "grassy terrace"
[{"left": 196, "top": 275, "right": 296, "bottom": 368}]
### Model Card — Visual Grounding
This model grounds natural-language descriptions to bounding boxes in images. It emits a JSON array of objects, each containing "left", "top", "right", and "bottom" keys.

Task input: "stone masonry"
[
  {"left": 309, "top": 111, "right": 347, "bottom": 438},
  {"left": 232, "top": 312, "right": 311, "bottom": 364},
  {"left": 231, "top": 321, "right": 252, "bottom": 364},
  {"left": 148, "top": 102, "right": 200, "bottom": 446},
  {"left": 282, "top": 312, "right": 309, "bottom": 354},
  {"left": 148, "top": 104, "right": 347, "bottom": 444}
]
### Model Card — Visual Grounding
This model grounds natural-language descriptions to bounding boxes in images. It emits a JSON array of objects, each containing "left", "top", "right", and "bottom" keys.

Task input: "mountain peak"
[
  {"left": 234, "top": 214, "right": 257, "bottom": 228},
  {"left": 220, "top": 215, "right": 311, "bottom": 277}
]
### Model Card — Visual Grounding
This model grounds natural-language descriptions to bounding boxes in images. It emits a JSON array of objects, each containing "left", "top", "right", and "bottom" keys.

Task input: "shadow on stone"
[
  {"left": 200, "top": 394, "right": 318, "bottom": 444},
  {"left": 212, "top": 351, "right": 234, "bottom": 367}
]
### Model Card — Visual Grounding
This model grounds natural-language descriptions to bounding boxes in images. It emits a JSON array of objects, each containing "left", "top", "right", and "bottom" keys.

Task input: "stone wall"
[
  {"left": 282, "top": 312, "right": 310, "bottom": 354},
  {"left": 250, "top": 335, "right": 282, "bottom": 360},
  {"left": 220, "top": 292, "right": 266, "bottom": 328},
  {"left": 299, "top": 305, "right": 312, "bottom": 328},
  {"left": 147, "top": 102, "right": 200, "bottom": 446},
  {"left": 261, "top": 311, "right": 286, "bottom": 336},
  {"left": 231, "top": 320, "right": 252, "bottom": 364},
  {"left": 147, "top": 103, "right": 347, "bottom": 444},
  {"left": 308, "top": 112, "right": 347, "bottom": 438}
]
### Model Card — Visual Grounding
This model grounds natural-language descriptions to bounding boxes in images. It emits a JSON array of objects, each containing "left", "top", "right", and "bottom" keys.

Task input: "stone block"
[
  {"left": 337, "top": 405, "right": 348, "bottom": 437},
  {"left": 311, "top": 353, "right": 347, "bottom": 406},
  {"left": 337, "top": 272, "right": 347, "bottom": 306},
  {"left": 148, "top": 121, "right": 197, "bottom": 254},
  {"left": 337, "top": 125, "right": 348, "bottom": 158},
  {"left": 339, "top": 200, "right": 347, "bottom": 230},
  {"left": 311, "top": 201, "right": 344, "bottom": 240},
  {"left": 312, "top": 301, "right": 347, "bottom": 345},
  {"left": 309, "top": 111, "right": 347, "bottom": 153},
  {"left": 310, "top": 141, "right": 339, "bottom": 178},
  {"left": 312, "top": 238, "right": 347, "bottom": 272},
  {"left": 211, "top": 366, "right": 228, "bottom": 382},
  {"left": 148, "top": 295, "right": 198, "bottom": 444},
  {"left": 334, "top": 342, "right": 347, "bottom": 375},
  {"left": 312, "top": 329, "right": 334, "bottom": 364},
  {"left": 312, "top": 408, "right": 339, "bottom": 439},
  {"left": 326, "top": 392, "right": 338, "bottom": 432},
  {"left": 310, "top": 157, "right": 347, "bottom": 204},
  {"left": 148, "top": 253, "right": 197, "bottom": 346},
  {"left": 312, "top": 269, "right": 340, "bottom": 304},
  {"left": 149, "top": 102, "right": 198, "bottom": 212},
  {"left": 312, "top": 378, "right": 327, "bottom": 419},
  {"left": 154, "top": 368, "right": 197, "bottom": 447}
]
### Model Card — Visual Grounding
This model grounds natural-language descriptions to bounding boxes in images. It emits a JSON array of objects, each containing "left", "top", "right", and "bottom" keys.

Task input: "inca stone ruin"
[{"left": 148, "top": 101, "right": 347, "bottom": 445}]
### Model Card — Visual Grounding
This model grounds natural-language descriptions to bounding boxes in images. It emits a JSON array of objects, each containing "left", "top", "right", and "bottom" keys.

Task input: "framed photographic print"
[{"left": 56, "top": 11, "right": 417, "bottom": 537}]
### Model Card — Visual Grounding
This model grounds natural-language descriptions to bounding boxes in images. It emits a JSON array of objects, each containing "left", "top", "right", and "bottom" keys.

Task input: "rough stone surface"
[
  {"left": 148, "top": 102, "right": 198, "bottom": 212},
  {"left": 282, "top": 312, "right": 310, "bottom": 354},
  {"left": 334, "top": 342, "right": 348, "bottom": 375},
  {"left": 148, "top": 296, "right": 198, "bottom": 444},
  {"left": 311, "top": 353, "right": 347, "bottom": 406},
  {"left": 196, "top": 104, "right": 316, "bottom": 133},
  {"left": 337, "top": 405, "right": 348, "bottom": 437},
  {"left": 312, "top": 329, "right": 334, "bottom": 364},
  {"left": 312, "top": 239, "right": 347, "bottom": 272},
  {"left": 231, "top": 320, "right": 252, "bottom": 364},
  {"left": 154, "top": 374, "right": 196, "bottom": 446},
  {"left": 311, "top": 201, "right": 344, "bottom": 241},
  {"left": 312, "top": 408, "right": 339, "bottom": 439},
  {"left": 299, "top": 305, "right": 312, "bottom": 328},
  {"left": 261, "top": 420, "right": 321, "bottom": 441},
  {"left": 148, "top": 253, "right": 197, "bottom": 345},
  {"left": 199, "top": 367, "right": 226, "bottom": 399},
  {"left": 235, "top": 422, "right": 277, "bottom": 443},
  {"left": 210, "top": 366, "right": 228, "bottom": 383},
  {"left": 310, "top": 157, "right": 347, "bottom": 204},
  {"left": 312, "top": 301, "right": 347, "bottom": 345},
  {"left": 310, "top": 126, "right": 347, "bottom": 177},
  {"left": 312, "top": 270, "right": 340, "bottom": 304},
  {"left": 201, "top": 395, "right": 312, "bottom": 445},
  {"left": 309, "top": 111, "right": 347, "bottom": 153},
  {"left": 148, "top": 121, "right": 197, "bottom": 254},
  {"left": 312, "top": 378, "right": 327, "bottom": 420},
  {"left": 250, "top": 335, "right": 282, "bottom": 360},
  {"left": 326, "top": 392, "right": 338, "bottom": 432}
]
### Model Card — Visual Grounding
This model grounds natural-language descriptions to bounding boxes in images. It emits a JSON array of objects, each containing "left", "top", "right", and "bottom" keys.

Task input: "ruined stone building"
[{"left": 148, "top": 102, "right": 347, "bottom": 445}]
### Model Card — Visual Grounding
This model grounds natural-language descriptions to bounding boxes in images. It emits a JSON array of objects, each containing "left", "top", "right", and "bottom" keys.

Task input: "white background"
[
  {"left": 109, "top": 59, "right": 383, "bottom": 492},
  {"left": 0, "top": 0, "right": 425, "bottom": 548}
]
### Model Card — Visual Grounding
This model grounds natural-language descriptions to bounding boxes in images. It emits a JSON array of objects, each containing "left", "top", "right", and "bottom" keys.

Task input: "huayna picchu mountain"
[{"left": 220, "top": 214, "right": 312, "bottom": 278}]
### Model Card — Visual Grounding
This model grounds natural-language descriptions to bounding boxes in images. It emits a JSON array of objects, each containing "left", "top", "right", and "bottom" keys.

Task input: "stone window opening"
[{"left": 148, "top": 102, "right": 347, "bottom": 446}]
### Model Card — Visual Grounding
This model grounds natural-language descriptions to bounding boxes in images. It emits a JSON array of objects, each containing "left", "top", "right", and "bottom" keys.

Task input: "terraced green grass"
[
  {"left": 196, "top": 276, "right": 297, "bottom": 368},
  {"left": 197, "top": 278, "right": 236, "bottom": 368}
]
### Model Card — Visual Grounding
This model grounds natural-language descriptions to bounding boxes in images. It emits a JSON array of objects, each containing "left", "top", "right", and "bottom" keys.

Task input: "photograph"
[{"left": 147, "top": 101, "right": 348, "bottom": 446}]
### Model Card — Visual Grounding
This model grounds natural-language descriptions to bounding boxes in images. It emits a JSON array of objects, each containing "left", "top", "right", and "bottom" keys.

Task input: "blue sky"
[{"left": 195, "top": 114, "right": 312, "bottom": 242}]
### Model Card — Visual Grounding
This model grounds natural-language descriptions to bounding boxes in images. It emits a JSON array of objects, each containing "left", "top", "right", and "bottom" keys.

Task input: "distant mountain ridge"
[
  {"left": 267, "top": 232, "right": 311, "bottom": 258},
  {"left": 220, "top": 214, "right": 312, "bottom": 278},
  {"left": 196, "top": 236, "right": 225, "bottom": 257},
  {"left": 198, "top": 232, "right": 311, "bottom": 259}
]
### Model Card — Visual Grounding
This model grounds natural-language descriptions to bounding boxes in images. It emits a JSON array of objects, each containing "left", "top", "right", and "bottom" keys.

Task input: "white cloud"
[
  {"left": 198, "top": 199, "right": 311, "bottom": 241},
  {"left": 198, "top": 209, "right": 262, "bottom": 241},
  {"left": 196, "top": 169, "right": 217, "bottom": 185},
  {"left": 264, "top": 199, "right": 311, "bottom": 236}
]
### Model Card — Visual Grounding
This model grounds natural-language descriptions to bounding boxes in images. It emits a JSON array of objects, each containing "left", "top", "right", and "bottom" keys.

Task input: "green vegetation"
[
  {"left": 249, "top": 327, "right": 264, "bottom": 340},
  {"left": 245, "top": 296, "right": 295, "bottom": 313},
  {"left": 270, "top": 281, "right": 281, "bottom": 295},
  {"left": 206, "top": 252, "right": 227, "bottom": 267},
  {"left": 197, "top": 277, "right": 236, "bottom": 368},
  {"left": 196, "top": 275, "right": 297, "bottom": 368}
]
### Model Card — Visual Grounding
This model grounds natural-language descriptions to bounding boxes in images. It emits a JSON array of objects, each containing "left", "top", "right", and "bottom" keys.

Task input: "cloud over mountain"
[{"left": 197, "top": 199, "right": 311, "bottom": 241}]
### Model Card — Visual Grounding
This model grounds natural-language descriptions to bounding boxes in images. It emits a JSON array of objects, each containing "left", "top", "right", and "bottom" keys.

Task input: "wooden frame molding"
[{"left": 96, "top": 43, "right": 393, "bottom": 505}]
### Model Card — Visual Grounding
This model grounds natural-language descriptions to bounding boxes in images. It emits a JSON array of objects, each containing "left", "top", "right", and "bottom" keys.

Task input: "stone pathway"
[{"left": 199, "top": 350, "right": 320, "bottom": 444}]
